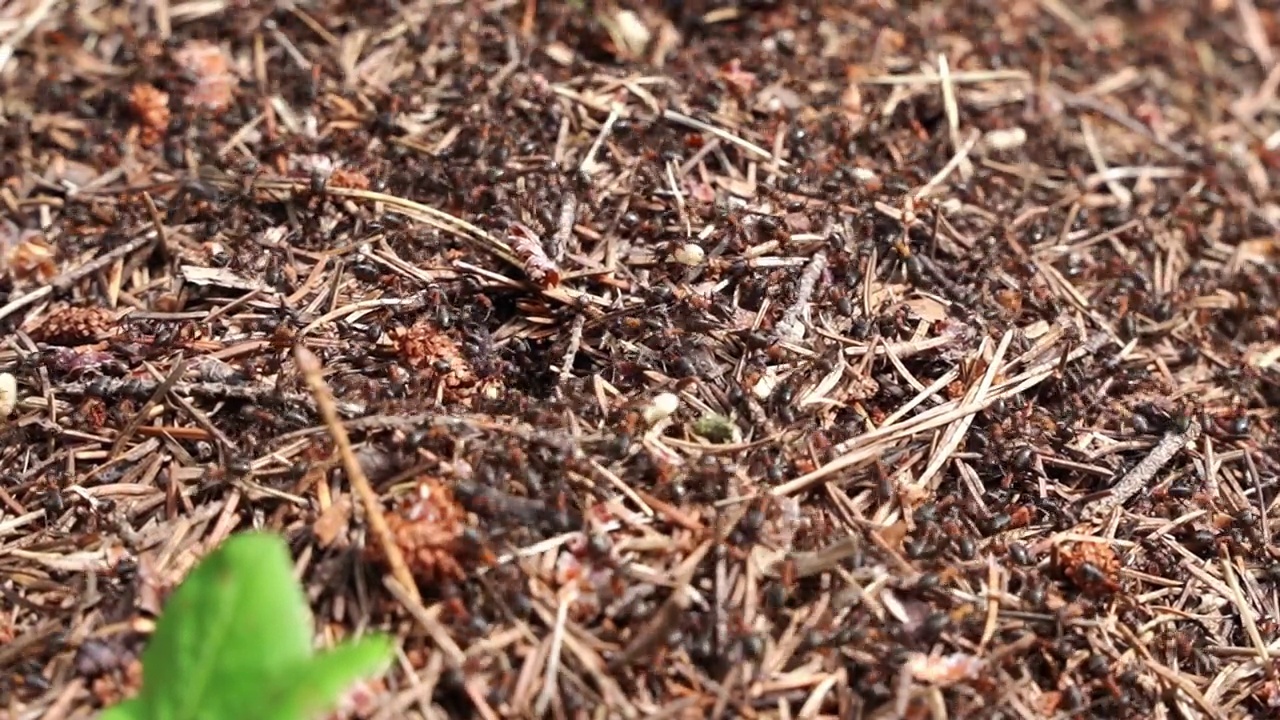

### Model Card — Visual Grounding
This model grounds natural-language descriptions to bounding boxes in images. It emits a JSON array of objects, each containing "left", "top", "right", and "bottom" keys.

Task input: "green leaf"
[
  {"left": 132, "top": 532, "right": 317, "bottom": 720},
  {"left": 263, "top": 636, "right": 396, "bottom": 720},
  {"left": 102, "top": 531, "right": 396, "bottom": 720}
]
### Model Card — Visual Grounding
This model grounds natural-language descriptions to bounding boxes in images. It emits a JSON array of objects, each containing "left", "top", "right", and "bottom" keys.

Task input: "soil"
[{"left": 2, "top": 0, "right": 1280, "bottom": 718}]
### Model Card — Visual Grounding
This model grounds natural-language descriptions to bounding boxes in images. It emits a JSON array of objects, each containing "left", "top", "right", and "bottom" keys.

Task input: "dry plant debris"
[{"left": 1, "top": 0, "right": 1279, "bottom": 718}]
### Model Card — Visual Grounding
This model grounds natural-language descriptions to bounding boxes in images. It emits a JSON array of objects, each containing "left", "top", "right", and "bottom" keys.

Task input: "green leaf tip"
[
  {"left": 102, "top": 530, "right": 395, "bottom": 720},
  {"left": 266, "top": 635, "right": 397, "bottom": 719}
]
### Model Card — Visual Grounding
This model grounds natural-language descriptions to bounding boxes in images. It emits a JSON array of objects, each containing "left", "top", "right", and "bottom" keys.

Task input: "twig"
[
  {"left": 774, "top": 331, "right": 1113, "bottom": 496},
  {"left": 663, "top": 109, "right": 791, "bottom": 168},
  {"left": 0, "top": 232, "right": 155, "bottom": 324},
  {"left": 610, "top": 540, "right": 711, "bottom": 669},
  {"left": 534, "top": 588, "right": 572, "bottom": 715},
  {"left": 383, "top": 576, "right": 466, "bottom": 667},
  {"left": 0, "top": 0, "right": 62, "bottom": 73},
  {"left": 296, "top": 346, "right": 420, "bottom": 605},
  {"left": 1035, "top": 0, "right": 1091, "bottom": 40},
  {"left": 914, "top": 130, "right": 980, "bottom": 200},
  {"left": 1086, "top": 420, "right": 1203, "bottom": 519},
  {"left": 580, "top": 107, "right": 619, "bottom": 175},
  {"left": 780, "top": 536, "right": 861, "bottom": 579},
  {"left": 913, "top": 331, "right": 1012, "bottom": 491},
  {"left": 1115, "top": 623, "right": 1229, "bottom": 720},
  {"left": 140, "top": 191, "right": 168, "bottom": 246},
  {"left": 549, "top": 190, "right": 577, "bottom": 263},
  {"left": 194, "top": 170, "right": 610, "bottom": 309},
  {"left": 1235, "top": 0, "right": 1274, "bottom": 69},
  {"left": 775, "top": 251, "right": 826, "bottom": 342},
  {"left": 136, "top": 358, "right": 237, "bottom": 452},
  {"left": 1219, "top": 553, "right": 1269, "bottom": 668},
  {"left": 110, "top": 354, "right": 187, "bottom": 457},
  {"left": 936, "top": 54, "right": 973, "bottom": 181},
  {"left": 1080, "top": 117, "right": 1132, "bottom": 206},
  {"left": 855, "top": 69, "right": 1030, "bottom": 85},
  {"left": 54, "top": 377, "right": 367, "bottom": 418},
  {"left": 0, "top": 619, "right": 61, "bottom": 667},
  {"left": 1054, "top": 88, "right": 1195, "bottom": 162},
  {"left": 557, "top": 314, "right": 585, "bottom": 386}
]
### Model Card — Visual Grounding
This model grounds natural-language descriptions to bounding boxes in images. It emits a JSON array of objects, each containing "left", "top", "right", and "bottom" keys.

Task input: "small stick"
[
  {"left": 1080, "top": 117, "right": 1132, "bottom": 206},
  {"left": 1235, "top": 0, "right": 1274, "bottom": 68},
  {"left": 914, "top": 130, "right": 979, "bottom": 200},
  {"left": 775, "top": 251, "right": 826, "bottom": 341},
  {"left": 1087, "top": 420, "right": 1202, "bottom": 519},
  {"left": 557, "top": 314, "right": 585, "bottom": 385},
  {"left": 782, "top": 536, "right": 860, "bottom": 579},
  {"left": 141, "top": 192, "right": 168, "bottom": 247},
  {"left": 383, "top": 576, "right": 466, "bottom": 666},
  {"left": 549, "top": 190, "right": 577, "bottom": 263},
  {"left": 579, "top": 107, "right": 618, "bottom": 174},
  {"left": 855, "top": 69, "right": 1030, "bottom": 85},
  {"left": 609, "top": 540, "right": 711, "bottom": 669},
  {"left": 0, "top": 0, "right": 61, "bottom": 72},
  {"left": 139, "top": 364, "right": 237, "bottom": 452},
  {"left": 1055, "top": 88, "right": 1195, "bottom": 162},
  {"left": 0, "top": 233, "right": 155, "bottom": 324},
  {"left": 935, "top": 54, "right": 972, "bottom": 182},
  {"left": 1219, "top": 552, "right": 1269, "bottom": 668},
  {"left": 776, "top": 331, "right": 1113, "bottom": 496},
  {"left": 534, "top": 589, "right": 572, "bottom": 715},
  {"left": 192, "top": 171, "right": 608, "bottom": 310},
  {"left": 110, "top": 354, "right": 187, "bottom": 457},
  {"left": 54, "top": 377, "right": 367, "bottom": 418},
  {"left": 663, "top": 109, "right": 791, "bottom": 167},
  {"left": 296, "top": 346, "right": 420, "bottom": 605}
]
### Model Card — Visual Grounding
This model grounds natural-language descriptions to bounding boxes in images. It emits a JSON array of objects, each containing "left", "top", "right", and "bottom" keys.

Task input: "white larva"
[
  {"left": 0, "top": 373, "right": 17, "bottom": 418},
  {"left": 672, "top": 243, "right": 705, "bottom": 266},
  {"left": 642, "top": 392, "right": 680, "bottom": 426}
]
